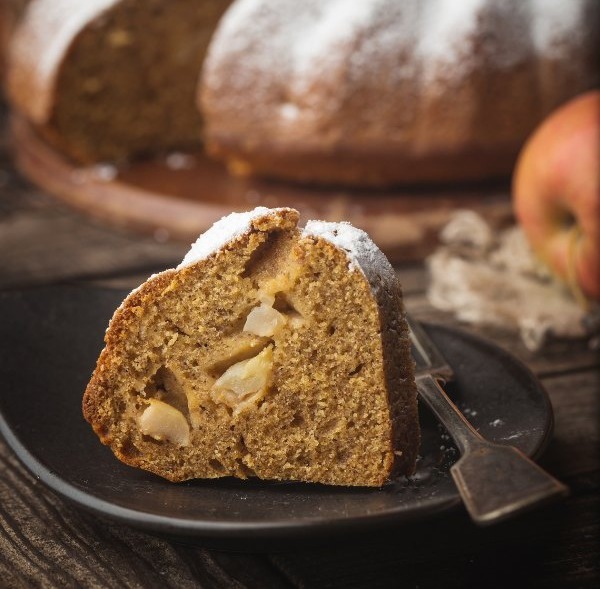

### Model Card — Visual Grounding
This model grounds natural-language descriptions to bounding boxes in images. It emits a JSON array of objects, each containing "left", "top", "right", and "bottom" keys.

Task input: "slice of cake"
[
  {"left": 83, "top": 207, "right": 419, "bottom": 487},
  {"left": 6, "top": 0, "right": 231, "bottom": 163}
]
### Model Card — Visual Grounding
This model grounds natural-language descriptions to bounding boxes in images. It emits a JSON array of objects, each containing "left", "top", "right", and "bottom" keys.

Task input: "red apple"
[{"left": 513, "top": 90, "right": 600, "bottom": 302}]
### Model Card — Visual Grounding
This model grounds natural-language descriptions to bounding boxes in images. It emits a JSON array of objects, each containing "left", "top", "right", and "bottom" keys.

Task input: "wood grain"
[
  {"left": 0, "top": 441, "right": 202, "bottom": 588},
  {"left": 0, "top": 438, "right": 301, "bottom": 588},
  {"left": 541, "top": 368, "right": 600, "bottom": 479},
  {"left": 270, "top": 492, "right": 599, "bottom": 589}
]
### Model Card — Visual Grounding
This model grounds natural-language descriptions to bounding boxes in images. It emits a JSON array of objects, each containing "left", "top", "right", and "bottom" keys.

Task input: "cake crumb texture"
[
  {"left": 83, "top": 208, "right": 419, "bottom": 487},
  {"left": 7, "top": 0, "right": 231, "bottom": 162}
]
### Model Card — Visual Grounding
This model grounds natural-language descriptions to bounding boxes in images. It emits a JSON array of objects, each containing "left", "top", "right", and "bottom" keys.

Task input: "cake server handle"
[
  {"left": 416, "top": 373, "right": 569, "bottom": 525},
  {"left": 408, "top": 316, "right": 569, "bottom": 525}
]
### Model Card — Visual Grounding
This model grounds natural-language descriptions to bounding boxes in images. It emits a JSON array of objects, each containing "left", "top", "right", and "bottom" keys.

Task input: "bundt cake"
[
  {"left": 6, "top": 0, "right": 231, "bottom": 163},
  {"left": 83, "top": 207, "right": 420, "bottom": 487},
  {"left": 200, "top": 0, "right": 600, "bottom": 186}
]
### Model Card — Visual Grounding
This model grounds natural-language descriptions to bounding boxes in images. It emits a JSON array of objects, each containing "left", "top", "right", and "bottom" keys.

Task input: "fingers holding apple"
[{"left": 513, "top": 90, "right": 600, "bottom": 303}]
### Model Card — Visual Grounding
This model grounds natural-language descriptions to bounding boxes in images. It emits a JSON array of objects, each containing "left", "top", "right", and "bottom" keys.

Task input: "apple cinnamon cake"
[{"left": 83, "top": 207, "right": 419, "bottom": 487}]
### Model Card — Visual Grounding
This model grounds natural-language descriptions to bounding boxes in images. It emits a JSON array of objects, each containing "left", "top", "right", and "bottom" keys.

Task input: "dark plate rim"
[
  {"left": 0, "top": 410, "right": 462, "bottom": 537},
  {"left": 0, "top": 299, "right": 554, "bottom": 538}
]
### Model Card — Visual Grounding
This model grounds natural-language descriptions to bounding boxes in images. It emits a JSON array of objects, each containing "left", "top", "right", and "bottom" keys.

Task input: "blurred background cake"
[
  {"left": 3, "top": 0, "right": 598, "bottom": 187},
  {"left": 201, "top": 0, "right": 599, "bottom": 186},
  {"left": 4, "top": 0, "right": 231, "bottom": 162}
]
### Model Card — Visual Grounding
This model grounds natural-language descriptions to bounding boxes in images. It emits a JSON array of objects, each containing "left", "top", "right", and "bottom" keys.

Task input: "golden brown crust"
[
  {"left": 375, "top": 272, "right": 420, "bottom": 477},
  {"left": 83, "top": 269, "right": 176, "bottom": 442}
]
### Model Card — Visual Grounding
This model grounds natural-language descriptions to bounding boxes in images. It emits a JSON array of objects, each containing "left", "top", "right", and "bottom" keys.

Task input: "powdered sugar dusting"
[
  {"left": 205, "top": 0, "right": 595, "bottom": 130},
  {"left": 178, "top": 207, "right": 279, "bottom": 269},
  {"left": 113, "top": 210, "right": 399, "bottom": 333},
  {"left": 416, "top": 0, "right": 485, "bottom": 77},
  {"left": 303, "top": 220, "right": 396, "bottom": 288},
  {"left": 530, "top": 0, "right": 586, "bottom": 57},
  {"left": 288, "top": 0, "right": 380, "bottom": 93}
]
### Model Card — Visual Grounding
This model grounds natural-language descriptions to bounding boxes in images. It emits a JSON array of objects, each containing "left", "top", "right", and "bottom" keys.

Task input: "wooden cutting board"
[{"left": 10, "top": 115, "right": 513, "bottom": 262}]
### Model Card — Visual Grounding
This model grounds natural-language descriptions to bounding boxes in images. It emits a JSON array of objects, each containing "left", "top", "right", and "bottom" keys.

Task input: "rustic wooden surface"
[{"left": 0, "top": 104, "right": 598, "bottom": 588}]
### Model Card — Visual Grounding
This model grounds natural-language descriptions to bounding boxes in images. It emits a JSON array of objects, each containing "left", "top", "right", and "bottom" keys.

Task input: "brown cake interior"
[
  {"left": 83, "top": 210, "right": 418, "bottom": 487},
  {"left": 45, "top": 0, "right": 229, "bottom": 162}
]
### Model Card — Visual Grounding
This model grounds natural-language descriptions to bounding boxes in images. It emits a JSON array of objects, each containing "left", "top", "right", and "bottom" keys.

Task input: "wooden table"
[{"left": 1, "top": 105, "right": 598, "bottom": 589}]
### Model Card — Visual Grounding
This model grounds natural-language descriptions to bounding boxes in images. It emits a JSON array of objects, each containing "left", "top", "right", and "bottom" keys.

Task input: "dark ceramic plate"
[{"left": 0, "top": 286, "right": 553, "bottom": 545}]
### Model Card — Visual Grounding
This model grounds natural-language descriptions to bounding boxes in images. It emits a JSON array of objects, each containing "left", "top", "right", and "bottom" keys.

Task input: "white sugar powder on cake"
[
  {"left": 303, "top": 220, "right": 397, "bottom": 288},
  {"left": 178, "top": 207, "right": 286, "bottom": 269},
  {"left": 178, "top": 208, "right": 397, "bottom": 297},
  {"left": 530, "top": 0, "right": 586, "bottom": 57},
  {"left": 205, "top": 0, "right": 591, "bottom": 107}
]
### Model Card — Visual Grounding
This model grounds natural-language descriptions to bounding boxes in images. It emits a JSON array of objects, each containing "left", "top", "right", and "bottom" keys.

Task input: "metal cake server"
[{"left": 407, "top": 315, "right": 569, "bottom": 525}]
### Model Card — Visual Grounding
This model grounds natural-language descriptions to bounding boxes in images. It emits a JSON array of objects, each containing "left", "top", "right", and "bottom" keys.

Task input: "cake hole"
[
  {"left": 335, "top": 449, "right": 351, "bottom": 464},
  {"left": 237, "top": 459, "right": 257, "bottom": 478},
  {"left": 119, "top": 437, "right": 141, "bottom": 458},
  {"left": 257, "top": 385, "right": 278, "bottom": 410},
  {"left": 272, "top": 292, "right": 296, "bottom": 314},
  {"left": 348, "top": 363, "right": 364, "bottom": 377},
  {"left": 165, "top": 320, "right": 191, "bottom": 338},
  {"left": 144, "top": 366, "right": 190, "bottom": 421},
  {"left": 296, "top": 452, "right": 310, "bottom": 467},
  {"left": 290, "top": 411, "right": 305, "bottom": 427},
  {"left": 199, "top": 399, "right": 218, "bottom": 412},
  {"left": 209, "top": 459, "right": 226, "bottom": 474},
  {"left": 319, "top": 417, "right": 342, "bottom": 435},
  {"left": 242, "top": 231, "right": 287, "bottom": 278},
  {"left": 141, "top": 435, "right": 164, "bottom": 446},
  {"left": 327, "top": 324, "right": 336, "bottom": 336},
  {"left": 238, "top": 435, "right": 250, "bottom": 455}
]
